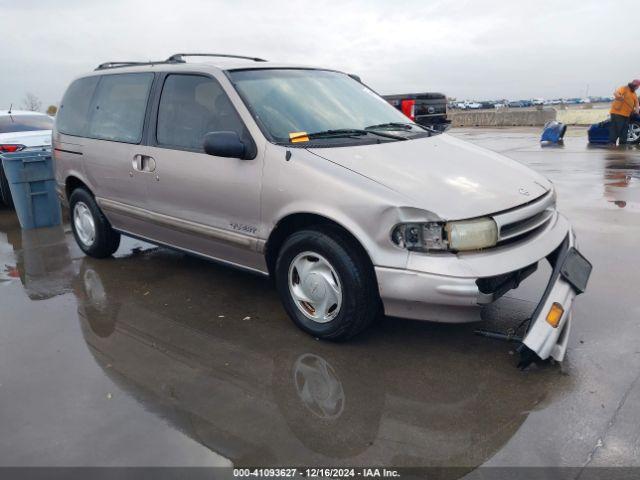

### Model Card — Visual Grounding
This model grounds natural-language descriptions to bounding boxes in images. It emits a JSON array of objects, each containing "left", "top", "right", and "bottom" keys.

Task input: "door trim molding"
[
  {"left": 96, "top": 197, "right": 266, "bottom": 253},
  {"left": 114, "top": 227, "right": 269, "bottom": 276}
]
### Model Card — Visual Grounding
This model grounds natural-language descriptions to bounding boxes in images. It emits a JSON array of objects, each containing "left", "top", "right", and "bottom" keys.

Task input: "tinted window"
[
  {"left": 157, "top": 74, "right": 247, "bottom": 150},
  {"left": 0, "top": 114, "right": 53, "bottom": 133},
  {"left": 88, "top": 73, "right": 153, "bottom": 143},
  {"left": 57, "top": 76, "right": 99, "bottom": 136}
]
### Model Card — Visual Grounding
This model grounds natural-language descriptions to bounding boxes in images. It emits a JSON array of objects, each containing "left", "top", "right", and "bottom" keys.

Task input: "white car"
[{"left": 0, "top": 110, "right": 53, "bottom": 207}]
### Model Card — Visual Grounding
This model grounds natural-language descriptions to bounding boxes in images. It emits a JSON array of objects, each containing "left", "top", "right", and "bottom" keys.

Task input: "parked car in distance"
[
  {"left": 383, "top": 92, "right": 451, "bottom": 131},
  {"left": 588, "top": 113, "right": 640, "bottom": 145},
  {"left": 478, "top": 101, "right": 496, "bottom": 110},
  {"left": 0, "top": 110, "right": 53, "bottom": 208},
  {"left": 450, "top": 101, "right": 481, "bottom": 110},
  {"left": 53, "top": 53, "right": 591, "bottom": 366}
]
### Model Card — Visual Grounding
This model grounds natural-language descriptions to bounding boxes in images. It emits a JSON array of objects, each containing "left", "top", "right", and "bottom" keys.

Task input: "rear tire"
[
  {"left": 0, "top": 164, "right": 14, "bottom": 209},
  {"left": 275, "top": 227, "right": 379, "bottom": 341},
  {"left": 69, "top": 188, "right": 120, "bottom": 258}
]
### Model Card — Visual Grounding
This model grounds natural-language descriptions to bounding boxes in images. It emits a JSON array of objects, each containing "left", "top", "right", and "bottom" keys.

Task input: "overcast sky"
[{"left": 1, "top": 0, "right": 637, "bottom": 109}]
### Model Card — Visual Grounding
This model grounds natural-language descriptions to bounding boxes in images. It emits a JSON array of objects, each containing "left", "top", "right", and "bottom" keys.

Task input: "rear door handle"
[{"left": 132, "top": 154, "right": 156, "bottom": 172}]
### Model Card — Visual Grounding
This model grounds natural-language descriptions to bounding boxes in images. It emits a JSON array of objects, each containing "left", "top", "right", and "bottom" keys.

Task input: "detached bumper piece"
[{"left": 517, "top": 234, "right": 592, "bottom": 368}]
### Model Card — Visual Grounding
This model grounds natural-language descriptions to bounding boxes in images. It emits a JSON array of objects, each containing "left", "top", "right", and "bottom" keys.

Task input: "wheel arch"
[
  {"left": 264, "top": 212, "right": 376, "bottom": 280},
  {"left": 65, "top": 175, "right": 93, "bottom": 199}
]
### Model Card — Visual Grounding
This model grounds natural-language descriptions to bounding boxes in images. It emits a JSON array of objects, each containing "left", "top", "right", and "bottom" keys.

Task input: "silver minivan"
[{"left": 53, "top": 53, "right": 591, "bottom": 366}]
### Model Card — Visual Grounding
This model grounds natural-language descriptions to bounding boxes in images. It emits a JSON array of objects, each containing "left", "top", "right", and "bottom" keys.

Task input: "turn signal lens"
[{"left": 546, "top": 302, "right": 564, "bottom": 328}]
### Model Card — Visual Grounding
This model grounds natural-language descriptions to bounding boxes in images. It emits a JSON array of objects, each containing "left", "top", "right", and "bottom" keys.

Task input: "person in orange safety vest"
[{"left": 609, "top": 79, "right": 640, "bottom": 145}]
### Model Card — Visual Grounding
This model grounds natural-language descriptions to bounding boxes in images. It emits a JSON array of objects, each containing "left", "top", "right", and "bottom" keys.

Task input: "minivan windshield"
[{"left": 229, "top": 69, "right": 428, "bottom": 144}]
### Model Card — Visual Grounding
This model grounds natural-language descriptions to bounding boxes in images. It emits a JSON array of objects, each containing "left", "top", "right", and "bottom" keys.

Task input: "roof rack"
[
  {"left": 95, "top": 53, "right": 267, "bottom": 71},
  {"left": 95, "top": 61, "right": 167, "bottom": 71},
  {"left": 166, "top": 53, "right": 268, "bottom": 63}
]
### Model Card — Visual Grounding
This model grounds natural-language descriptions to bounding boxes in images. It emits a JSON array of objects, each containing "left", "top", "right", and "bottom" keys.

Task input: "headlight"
[
  {"left": 446, "top": 217, "right": 498, "bottom": 251},
  {"left": 391, "top": 217, "right": 498, "bottom": 252},
  {"left": 391, "top": 222, "right": 448, "bottom": 252}
]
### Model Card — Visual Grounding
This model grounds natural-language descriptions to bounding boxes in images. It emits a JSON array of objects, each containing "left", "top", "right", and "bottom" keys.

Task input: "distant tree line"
[{"left": 19, "top": 92, "right": 57, "bottom": 116}]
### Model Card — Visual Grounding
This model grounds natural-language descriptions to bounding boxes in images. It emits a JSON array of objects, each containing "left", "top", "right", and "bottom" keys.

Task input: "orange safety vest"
[{"left": 610, "top": 85, "right": 638, "bottom": 117}]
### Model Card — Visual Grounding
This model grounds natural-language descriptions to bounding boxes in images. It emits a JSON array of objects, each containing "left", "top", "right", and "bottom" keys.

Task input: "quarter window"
[
  {"left": 156, "top": 74, "right": 247, "bottom": 150},
  {"left": 56, "top": 76, "right": 100, "bottom": 137},
  {"left": 88, "top": 73, "right": 153, "bottom": 143}
]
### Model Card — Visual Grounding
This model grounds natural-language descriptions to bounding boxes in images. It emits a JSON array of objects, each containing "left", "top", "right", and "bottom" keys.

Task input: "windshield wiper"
[
  {"left": 365, "top": 122, "right": 414, "bottom": 130},
  {"left": 366, "top": 122, "right": 439, "bottom": 135},
  {"left": 290, "top": 128, "right": 406, "bottom": 142}
]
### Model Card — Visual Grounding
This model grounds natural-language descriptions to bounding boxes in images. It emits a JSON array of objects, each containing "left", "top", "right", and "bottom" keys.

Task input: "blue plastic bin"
[
  {"left": 0, "top": 150, "right": 62, "bottom": 230},
  {"left": 541, "top": 121, "right": 567, "bottom": 144}
]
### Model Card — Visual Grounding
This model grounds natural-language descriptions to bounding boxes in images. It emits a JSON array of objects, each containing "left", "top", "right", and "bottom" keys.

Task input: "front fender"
[{"left": 262, "top": 145, "right": 423, "bottom": 269}]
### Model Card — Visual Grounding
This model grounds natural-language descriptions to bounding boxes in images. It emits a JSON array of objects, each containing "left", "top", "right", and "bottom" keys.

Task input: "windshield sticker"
[{"left": 289, "top": 132, "right": 309, "bottom": 143}]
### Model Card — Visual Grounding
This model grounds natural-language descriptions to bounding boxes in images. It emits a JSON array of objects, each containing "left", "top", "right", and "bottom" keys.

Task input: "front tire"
[
  {"left": 275, "top": 227, "right": 379, "bottom": 340},
  {"left": 69, "top": 188, "right": 120, "bottom": 258}
]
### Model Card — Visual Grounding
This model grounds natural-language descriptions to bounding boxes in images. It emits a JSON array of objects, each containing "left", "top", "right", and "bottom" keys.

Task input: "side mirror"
[{"left": 203, "top": 131, "right": 247, "bottom": 159}]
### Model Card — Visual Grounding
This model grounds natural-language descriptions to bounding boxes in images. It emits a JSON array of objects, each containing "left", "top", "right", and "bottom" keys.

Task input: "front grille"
[
  {"left": 493, "top": 190, "right": 556, "bottom": 245},
  {"left": 500, "top": 208, "right": 554, "bottom": 240}
]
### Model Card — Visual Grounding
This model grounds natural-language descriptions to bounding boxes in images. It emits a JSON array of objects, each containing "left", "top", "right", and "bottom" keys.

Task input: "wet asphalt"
[{"left": 0, "top": 127, "right": 639, "bottom": 470}]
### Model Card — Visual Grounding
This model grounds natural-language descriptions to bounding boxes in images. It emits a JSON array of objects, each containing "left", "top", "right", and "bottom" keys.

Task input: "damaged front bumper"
[
  {"left": 375, "top": 216, "right": 592, "bottom": 366},
  {"left": 516, "top": 231, "right": 592, "bottom": 367}
]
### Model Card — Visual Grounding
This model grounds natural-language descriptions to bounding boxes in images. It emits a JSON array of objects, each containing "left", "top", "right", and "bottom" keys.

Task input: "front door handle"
[
  {"left": 132, "top": 155, "right": 143, "bottom": 171},
  {"left": 132, "top": 154, "right": 156, "bottom": 172}
]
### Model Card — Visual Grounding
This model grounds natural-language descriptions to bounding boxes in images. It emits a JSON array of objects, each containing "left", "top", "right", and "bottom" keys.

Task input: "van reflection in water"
[{"left": 69, "top": 246, "right": 571, "bottom": 469}]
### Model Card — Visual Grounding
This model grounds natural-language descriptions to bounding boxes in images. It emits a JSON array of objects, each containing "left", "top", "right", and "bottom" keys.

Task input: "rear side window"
[
  {"left": 0, "top": 114, "right": 53, "bottom": 133},
  {"left": 88, "top": 73, "right": 154, "bottom": 143},
  {"left": 57, "top": 76, "right": 100, "bottom": 136},
  {"left": 156, "top": 74, "right": 248, "bottom": 150}
]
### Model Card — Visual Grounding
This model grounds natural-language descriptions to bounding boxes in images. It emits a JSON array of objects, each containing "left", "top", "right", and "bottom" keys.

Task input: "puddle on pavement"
[
  {"left": 2, "top": 132, "right": 637, "bottom": 467},
  {"left": 451, "top": 129, "right": 640, "bottom": 211},
  {"left": 0, "top": 206, "right": 572, "bottom": 468}
]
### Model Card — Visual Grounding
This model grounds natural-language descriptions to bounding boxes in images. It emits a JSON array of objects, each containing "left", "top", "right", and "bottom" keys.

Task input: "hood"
[
  {"left": 308, "top": 134, "right": 551, "bottom": 220},
  {"left": 0, "top": 130, "right": 51, "bottom": 148}
]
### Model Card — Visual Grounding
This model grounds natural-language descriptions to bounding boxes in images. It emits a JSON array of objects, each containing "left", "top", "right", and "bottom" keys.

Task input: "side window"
[
  {"left": 156, "top": 74, "right": 247, "bottom": 150},
  {"left": 88, "top": 73, "right": 154, "bottom": 143},
  {"left": 57, "top": 76, "right": 100, "bottom": 136}
]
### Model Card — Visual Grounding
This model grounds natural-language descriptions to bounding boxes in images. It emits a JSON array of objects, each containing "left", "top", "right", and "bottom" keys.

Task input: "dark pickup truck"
[{"left": 383, "top": 92, "right": 451, "bottom": 131}]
